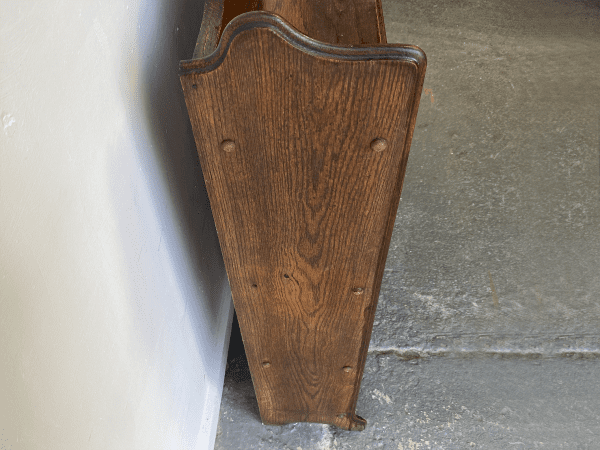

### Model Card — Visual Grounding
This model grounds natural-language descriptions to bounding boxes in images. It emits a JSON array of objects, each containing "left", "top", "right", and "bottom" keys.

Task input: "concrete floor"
[
  {"left": 215, "top": 0, "right": 600, "bottom": 448},
  {"left": 218, "top": 350, "right": 600, "bottom": 449}
]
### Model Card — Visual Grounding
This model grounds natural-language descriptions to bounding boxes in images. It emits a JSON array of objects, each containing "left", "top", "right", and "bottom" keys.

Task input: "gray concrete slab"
[
  {"left": 374, "top": 0, "right": 600, "bottom": 357},
  {"left": 216, "top": 353, "right": 600, "bottom": 449},
  {"left": 215, "top": 0, "right": 600, "bottom": 447}
]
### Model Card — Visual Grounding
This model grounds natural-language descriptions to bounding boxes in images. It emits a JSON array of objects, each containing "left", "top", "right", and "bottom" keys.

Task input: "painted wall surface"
[{"left": 0, "top": 1, "right": 233, "bottom": 449}]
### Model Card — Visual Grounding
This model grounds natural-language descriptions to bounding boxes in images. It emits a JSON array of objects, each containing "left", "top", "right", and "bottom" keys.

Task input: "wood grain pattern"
[
  {"left": 181, "top": 11, "right": 425, "bottom": 431},
  {"left": 259, "top": 0, "right": 386, "bottom": 45},
  {"left": 193, "top": 0, "right": 225, "bottom": 58},
  {"left": 198, "top": 0, "right": 386, "bottom": 55}
]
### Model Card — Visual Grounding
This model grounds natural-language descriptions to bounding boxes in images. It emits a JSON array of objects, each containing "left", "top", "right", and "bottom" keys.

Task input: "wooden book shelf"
[{"left": 180, "top": 0, "right": 426, "bottom": 431}]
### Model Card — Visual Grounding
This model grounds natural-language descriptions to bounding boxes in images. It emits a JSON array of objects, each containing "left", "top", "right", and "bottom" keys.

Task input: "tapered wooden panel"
[
  {"left": 194, "top": 0, "right": 386, "bottom": 58},
  {"left": 237, "top": 0, "right": 386, "bottom": 45},
  {"left": 181, "top": 12, "right": 425, "bottom": 430}
]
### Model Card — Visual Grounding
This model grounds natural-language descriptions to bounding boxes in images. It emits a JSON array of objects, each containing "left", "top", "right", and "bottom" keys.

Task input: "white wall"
[{"left": 0, "top": 1, "right": 232, "bottom": 449}]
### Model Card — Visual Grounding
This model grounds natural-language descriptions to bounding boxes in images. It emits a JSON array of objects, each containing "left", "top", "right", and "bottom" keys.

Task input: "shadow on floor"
[{"left": 224, "top": 313, "right": 261, "bottom": 422}]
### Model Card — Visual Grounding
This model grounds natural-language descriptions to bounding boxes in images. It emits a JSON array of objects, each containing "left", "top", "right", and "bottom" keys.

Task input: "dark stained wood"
[
  {"left": 181, "top": 9, "right": 425, "bottom": 431},
  {"left": 194, "top": 0, "right": 387, "bottom": 59},
  {"left": 193, "top": 0, "right": 225, "bottom": 58},
  {"left": 259, "top": 0, "right": 386, "bottom": 45}
]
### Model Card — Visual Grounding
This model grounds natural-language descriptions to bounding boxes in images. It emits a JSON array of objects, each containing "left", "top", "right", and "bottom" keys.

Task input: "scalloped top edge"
[{"left": 180, "top": 11, "right": 426, "bottom": 76}]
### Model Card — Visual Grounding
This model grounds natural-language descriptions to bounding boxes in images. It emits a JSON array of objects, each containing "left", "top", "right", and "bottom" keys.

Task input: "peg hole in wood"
[
  {"left": 220, "top": 139, "right": 236, "bottom": 152},
  {"left": 343, "top": 366, "right": 352, "bottom": 372},
  {"left": 283, "top": 273, "right": 290, "bottom": 279},
  {"left": 370, "top": 138, "right": 388, "bottom": 152},
  {"left": 352, "top": 287, "right": 364, "bottom": 295},
  {"left": 262, "top": 361, "right": 271, "bottom": 368}
]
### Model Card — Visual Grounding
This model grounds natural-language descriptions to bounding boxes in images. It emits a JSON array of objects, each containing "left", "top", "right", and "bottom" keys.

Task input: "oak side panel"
[
  {"left": 217, "top": 0, "right": 386, "bottom": 45},
  {"left": 193, "top": 0, "right": 225, "bottom": 58},
  {"left": 181, "top": 19, "right": 424, "bottom": 430},
  {"left": 260, "top": 0, "right": 385, "bottom": 44}
]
